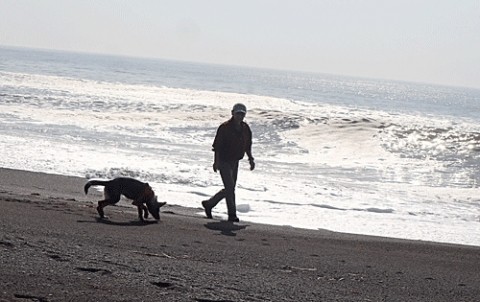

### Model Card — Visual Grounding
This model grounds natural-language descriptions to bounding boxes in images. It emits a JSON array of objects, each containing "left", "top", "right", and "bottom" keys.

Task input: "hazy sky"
[{"left": 1, "top": 0, "right": 479, "bottom": 89}]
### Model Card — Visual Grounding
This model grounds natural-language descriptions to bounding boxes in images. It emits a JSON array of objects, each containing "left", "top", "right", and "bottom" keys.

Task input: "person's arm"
[
  {"left": 213, "top": 150, "right": 220, "bottom": 172},
  {"left": 245, "top": 125, "right": 255, "bottom": 171},
  {"left": 212, "top": 125, "right": 224, "bottom": 172},
  {"left": 246, "top": 150, "right": 255, "bottom": 171}
]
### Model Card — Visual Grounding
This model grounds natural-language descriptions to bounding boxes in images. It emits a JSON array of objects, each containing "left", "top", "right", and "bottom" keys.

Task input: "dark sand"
[{"left": 0, "top": 168, "right": 479, "bottom": 302}]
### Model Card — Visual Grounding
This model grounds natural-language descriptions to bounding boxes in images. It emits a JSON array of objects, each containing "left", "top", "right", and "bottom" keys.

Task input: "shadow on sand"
[
  {"left": 204, "top": 221, "right": 248, "bottom": 236},
  {"left": 77, "top": 217, "right": 159, "bottom": 226}
]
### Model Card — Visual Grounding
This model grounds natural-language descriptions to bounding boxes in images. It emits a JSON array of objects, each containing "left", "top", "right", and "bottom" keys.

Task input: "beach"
[
  {"left": 3, "top": 46, "right": 480, "bottom": 247},
  {"left": 0, "top": 168, "right": 478, "bottom": 302}
]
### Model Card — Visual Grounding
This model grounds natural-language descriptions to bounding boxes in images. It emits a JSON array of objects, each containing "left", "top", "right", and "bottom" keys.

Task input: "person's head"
[{"left": 231, "top": 103, "right": 247, "bottom": 122}]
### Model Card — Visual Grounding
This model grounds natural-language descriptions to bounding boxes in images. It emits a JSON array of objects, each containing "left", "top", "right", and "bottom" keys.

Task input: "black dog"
[{"left": 84, "top": 177, "right": 166, "bottom": 221}]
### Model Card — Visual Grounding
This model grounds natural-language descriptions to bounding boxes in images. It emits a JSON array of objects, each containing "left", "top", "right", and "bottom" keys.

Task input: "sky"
[{"left": 1, "top": 0, "right": 479, "bottom": 89}]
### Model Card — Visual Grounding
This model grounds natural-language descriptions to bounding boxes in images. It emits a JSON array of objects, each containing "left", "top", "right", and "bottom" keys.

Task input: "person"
[{"left": 202, "top": 103, "right": 255, "bottom": 222}]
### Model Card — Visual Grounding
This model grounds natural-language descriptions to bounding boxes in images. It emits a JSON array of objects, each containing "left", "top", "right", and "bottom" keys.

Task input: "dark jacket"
[{"left": 212, "top": 118, "right": 252, "bottom": 162}]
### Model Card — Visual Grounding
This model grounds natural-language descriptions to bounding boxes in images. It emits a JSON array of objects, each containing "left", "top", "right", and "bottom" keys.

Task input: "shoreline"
[
  {"left": 0, "top": 167, "right": 476, "bottom": 249},
  {"left": 1, "top": 167, "right": 479, "bottom": 301}
]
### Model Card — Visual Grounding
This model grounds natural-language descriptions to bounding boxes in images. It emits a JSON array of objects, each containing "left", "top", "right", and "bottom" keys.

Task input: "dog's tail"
[{"left": 84, "top": 180, "right": 111, "bottom": 194}]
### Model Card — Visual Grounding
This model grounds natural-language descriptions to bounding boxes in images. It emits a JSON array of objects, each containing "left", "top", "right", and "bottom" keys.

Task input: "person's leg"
[
  {"left": 202, "top": 161, "right": 229, "bottom": 218},
  {"left": 202, "top": 161, "right": 239, "bottom": 220},
  {"left": 206, "top": 189, "right": 226, "bottom": 207},
  {"left": 202, "top": 188, "right": 225, "bottom": 218},
  {"left": 220, "top": 161, "right": 239, "bottom": 220}
]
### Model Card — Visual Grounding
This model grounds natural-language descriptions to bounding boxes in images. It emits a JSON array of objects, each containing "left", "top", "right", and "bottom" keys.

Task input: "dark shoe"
[
  {"left": 202, "top": 200, "right": 213, "bottom": 219},
  {"left": 228, "top": 216, "right": 239, "bottom": 222}
]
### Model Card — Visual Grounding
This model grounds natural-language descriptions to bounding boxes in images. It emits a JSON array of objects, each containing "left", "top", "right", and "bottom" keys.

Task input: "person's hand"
[
  {"left": 249, "top": 158, "right": 255, "bottom": 171},
  {"left": 213, "top": 162, "right": 218, "bottom": 173}
]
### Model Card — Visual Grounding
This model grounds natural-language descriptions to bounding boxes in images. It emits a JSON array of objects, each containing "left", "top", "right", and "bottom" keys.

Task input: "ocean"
[{"left": 1, "top": 46, "right": 480, "bottom": 246}]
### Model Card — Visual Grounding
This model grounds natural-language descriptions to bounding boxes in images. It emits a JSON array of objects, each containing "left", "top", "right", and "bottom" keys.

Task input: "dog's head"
[{"left": 146, "top": 195, "right": 162, "bottom": 220}]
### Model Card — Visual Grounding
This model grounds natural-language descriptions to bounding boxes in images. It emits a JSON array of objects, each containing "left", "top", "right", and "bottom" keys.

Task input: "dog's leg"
[
  {"left": 142, "top": 205, "right": 149, "bottom": 219},
  {"left": 97, "top": 199, "right": 111, "bottom": 219},
  {"left": 136, "top": 205, "right": 144, "bottom": 221},
  {"left": 132, "top": 201, "right": 147, "bottom": 221},
  {"left": 97, "top": 189, "right": 120, "bottom": 219}
]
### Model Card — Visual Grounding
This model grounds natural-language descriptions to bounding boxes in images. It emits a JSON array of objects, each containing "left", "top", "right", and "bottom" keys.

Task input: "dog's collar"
[{"left": 142, "top": 185, "right": 155, "bottom": 203}]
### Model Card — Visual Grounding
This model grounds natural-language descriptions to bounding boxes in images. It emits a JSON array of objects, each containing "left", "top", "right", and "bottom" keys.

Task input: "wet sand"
[{"left": 0, "top": 168, "right": 479, "bottom": 302}]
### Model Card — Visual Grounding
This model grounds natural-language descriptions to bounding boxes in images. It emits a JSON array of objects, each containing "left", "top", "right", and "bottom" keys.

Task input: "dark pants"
[{"left": 205, "top": 160, "right": 239, "bottom": 218}]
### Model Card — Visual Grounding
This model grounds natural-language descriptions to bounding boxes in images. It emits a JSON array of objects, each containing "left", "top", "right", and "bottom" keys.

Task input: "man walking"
[{"left": 202, "top": 103, "right": 255, "bottom": 222}]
